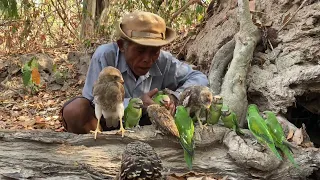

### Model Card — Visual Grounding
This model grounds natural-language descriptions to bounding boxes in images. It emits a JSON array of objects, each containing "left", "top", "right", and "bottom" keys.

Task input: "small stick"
[{"left": 278, "top": 0, "right": 309, "bottom": 32}]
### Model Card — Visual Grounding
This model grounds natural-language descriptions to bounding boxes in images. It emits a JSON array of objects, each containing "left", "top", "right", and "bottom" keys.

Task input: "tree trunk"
[
  {"left": 80, "top": 0, "right": 105, "bottom": 39},
  {"left": 0, "top": 125, "right": 319, "bottom": 180}
]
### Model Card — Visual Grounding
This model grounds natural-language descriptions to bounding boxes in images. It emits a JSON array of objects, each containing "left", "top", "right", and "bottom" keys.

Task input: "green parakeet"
[
  {"left": 174, "top": 105, "right": 195, "bottom": 170},
  {"left": 207, "top": 95, "right": 223, "bottom": 125},
  {"left": 153, "top": 91, "right": 171, "bottom": 108},
  {"left": 220, "top": 104, "right": 244, "bottom": 135},
  {"left": 247, "top": 104, "right": 282, "bottom": 160},
  {"left": 264, "top": 111, "right": 298, "bottom": 167},
  {"left": 124, "top": 98, "right": 143, "bottom": 129}
]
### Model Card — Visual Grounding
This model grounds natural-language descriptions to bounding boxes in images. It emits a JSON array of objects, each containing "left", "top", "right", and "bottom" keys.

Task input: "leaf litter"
[{"left": 0, "top": 48, "right": 85, "bottom": 132}]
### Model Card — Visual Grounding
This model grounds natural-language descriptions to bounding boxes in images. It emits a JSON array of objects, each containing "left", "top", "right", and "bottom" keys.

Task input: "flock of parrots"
[{"left": 123, "top": 85, "right": 298, "bottom": 170}]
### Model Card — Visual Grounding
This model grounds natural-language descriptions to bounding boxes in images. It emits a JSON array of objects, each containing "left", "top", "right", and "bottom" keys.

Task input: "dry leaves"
[
  {"left": 0, "top": 51, "right": 83, "bottom": 132},
  {"left": 289, "top": 123, "right": 314, "bottom": 148}
]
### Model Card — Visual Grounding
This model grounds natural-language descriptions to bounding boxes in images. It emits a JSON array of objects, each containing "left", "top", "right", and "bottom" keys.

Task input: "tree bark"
[
  {"left": 0, "top": 126, "right": 319, "bottom": 180},
  {"left": 80, "top": 0, "right": 105, "bottom": 39},
  {"left": 219, "top": 0, "right": 260, "bottom": 127}
]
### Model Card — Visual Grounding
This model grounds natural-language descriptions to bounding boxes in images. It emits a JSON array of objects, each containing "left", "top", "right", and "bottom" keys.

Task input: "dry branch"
[
  {"left": 219, "top": 0, "right": 260, "bottom": 127},
  {"left": 0, "top": 125, "right": 319, "bottom": 179},
  {"left": 208, "top": 38, "right": 235, "bottom": 94},
  {"left": 170, "top": 0, "right": 202, "bottom": 23}
]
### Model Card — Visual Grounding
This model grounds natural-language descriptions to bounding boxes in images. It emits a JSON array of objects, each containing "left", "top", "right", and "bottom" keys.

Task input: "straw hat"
[{"left": 116, "top": 11, "right": 176, "bottom": 47}]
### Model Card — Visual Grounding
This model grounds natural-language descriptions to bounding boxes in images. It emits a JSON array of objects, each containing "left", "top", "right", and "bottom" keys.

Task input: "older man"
[{"left": 61, "top": 11, "right": 208, "bottom": 134}]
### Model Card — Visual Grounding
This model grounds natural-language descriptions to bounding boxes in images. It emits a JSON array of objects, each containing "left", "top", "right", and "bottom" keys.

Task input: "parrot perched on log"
[
  {"left": 178, "top": 85, "right": 213, "bottom": 129},
  {"left": 220, "top": 104, "right": 244, "bottom": 135},
  {"left": 124, "top": 98, "right": 143, "bottom": 129},
  {"left": 207, "top": 95, "right": 223, "bottom": 125},
  {"left": 147, "top": 104, "right": 180, "bottom": 138},
  {"left": 264, "top": 111, "right": 298, "bottom": 168},
  {"left": 152, "top": 90, "right": 177, "bottom": 116},
  {"left": 152, "top": 91, "right": 171, "bottom": 108},
  {"left": 116, "top": 141, "right": 163, "bottom": 180},
  {"left": 174, "top": 105, "right": 195, "bottom": 170},
  {"left": 247, "top": 104, "right": 282, "bottom": 160},
  {"left": 91, "top": 66, "right": 125, "bottom": 139}
]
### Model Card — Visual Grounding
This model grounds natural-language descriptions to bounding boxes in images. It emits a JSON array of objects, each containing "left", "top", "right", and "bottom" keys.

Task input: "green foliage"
[
  {"left": 21, "top": 57, "right": 41, "bottom": 94},
  {"left": 0, "top": 0, "right": 18, "bottom": 18}
]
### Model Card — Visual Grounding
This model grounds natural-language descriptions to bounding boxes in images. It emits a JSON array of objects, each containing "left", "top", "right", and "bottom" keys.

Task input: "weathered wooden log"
[{"left": 0, "top": 125, "right": 319, "bottom": 180}]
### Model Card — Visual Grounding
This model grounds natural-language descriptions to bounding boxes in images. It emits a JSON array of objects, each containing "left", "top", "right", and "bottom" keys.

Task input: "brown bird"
[
  {"left": 147, "top": 104, "right": 179, "bottom": 138},
  {"left": 178, "top": 85, "right": 213, "bottom": 129},
  {"left": 91, "top": 66, "right": 125, "bottom": 139},
  {"left": 116, "top": 141, "right": 163, "bottom": 180}
]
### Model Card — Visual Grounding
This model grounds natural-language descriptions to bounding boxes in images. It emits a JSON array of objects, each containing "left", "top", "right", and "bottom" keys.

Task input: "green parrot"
[
  {"left": 207, "top": 95, "right": 223, "bottom": 125},
  {"left": 174, "top": 105, "right": 195, "bottom": 170},
  {"left": 264, "top": 111, "right": 298, "bottom": 168},
  {"left": 220, "top": 104, "right": 244, "bottom": 135},
  {"left": 124, "top": 98, "right": 143, "bottom": 129},
  {"left": 153, "top": 91, "right": 171, "bottom": 108},
  {"left": 247, "top": 104, "right": 282, "bottom": 160}
]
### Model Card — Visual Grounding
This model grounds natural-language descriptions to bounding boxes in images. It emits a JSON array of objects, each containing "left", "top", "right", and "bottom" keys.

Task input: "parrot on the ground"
[
  {"left": 147, "top": 104, "right": 180, "bottom": 138},
  {"left": 178, "top": 85, "right": 213, "bottom": 129},
  {"left": 91, "top": 66, "right": 125, "bottom": 139},
  {"left": 220, "top": 104, "right": 244, "bottom": 135},
  {"left": 207, "top": 95, "right": 223, "bottom": 125},
  {"left": 174, "top": 105, "right": 195, "bottom": 170},
  {"left": 124, "top": 98, "right": 143, "bottom": 129},
  {"left": 116, "top": 141, "right": 163, "bottom": 180},
  {"left": 247, "top": 104, "right": 282, "bottom": 160},
  {"left": 264, "top": 111, "right": 298, "bottom": 168}
]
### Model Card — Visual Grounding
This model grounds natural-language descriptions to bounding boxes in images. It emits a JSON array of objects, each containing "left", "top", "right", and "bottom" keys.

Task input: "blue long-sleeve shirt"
[{"left": 82, "top": 42, "right": 208, "bottom": 108}]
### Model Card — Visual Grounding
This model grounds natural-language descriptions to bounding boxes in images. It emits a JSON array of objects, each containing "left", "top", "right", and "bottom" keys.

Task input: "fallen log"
[{"left": 0, "top": 125, "right": 319, "bottom": 179}]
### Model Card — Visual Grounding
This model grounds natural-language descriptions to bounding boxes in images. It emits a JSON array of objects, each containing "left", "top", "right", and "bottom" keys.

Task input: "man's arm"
[{"left": 162, "top": 52, "right": 209, "bottom": 100}]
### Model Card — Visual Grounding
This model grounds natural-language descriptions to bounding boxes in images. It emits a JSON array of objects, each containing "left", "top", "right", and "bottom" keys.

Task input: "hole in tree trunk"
[{"left": 285, "top": 93, "right": 320, "bottom": 148}]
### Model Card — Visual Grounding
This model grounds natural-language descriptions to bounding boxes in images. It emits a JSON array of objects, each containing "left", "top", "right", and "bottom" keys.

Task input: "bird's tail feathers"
[
  {"left": 184, "top": 150, "right": 193, "bottom": 170},
  {"left": 279, "top": 144, "right": 299, "bottom": 168},
  {"left": 112, "top": 118, "right": 120, "bottom": 128},
  {"left": 179, "top": 137, "right": 194, "bottom": 158},
  {"left": 268, "top": 143, "right": 283, "bottom": 161}
]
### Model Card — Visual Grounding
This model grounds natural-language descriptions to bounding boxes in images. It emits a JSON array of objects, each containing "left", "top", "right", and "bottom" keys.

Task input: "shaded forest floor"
[{"left": 0, "top": 47, "right": 87, "bottom": 132}]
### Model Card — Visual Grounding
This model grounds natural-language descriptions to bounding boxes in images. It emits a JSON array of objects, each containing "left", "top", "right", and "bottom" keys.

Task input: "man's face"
[{"left": 118, "top": 39, "right": 161, "bottom": 77}]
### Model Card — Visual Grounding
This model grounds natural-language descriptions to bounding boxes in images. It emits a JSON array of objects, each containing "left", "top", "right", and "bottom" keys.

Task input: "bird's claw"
[
  {"left": 90, "top": 129, "right": 102, "bottom": 140},
  {"left": 116, "top": 127, "right": 126, "bottom": 137},
  {"left": 154, "top": 130, "right": 163, "bottom": 137}
]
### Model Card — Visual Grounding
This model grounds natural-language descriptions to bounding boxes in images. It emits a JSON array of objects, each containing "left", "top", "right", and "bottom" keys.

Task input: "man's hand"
[{"left": 140, "top": 88, "right": 159, "bottom": 110}]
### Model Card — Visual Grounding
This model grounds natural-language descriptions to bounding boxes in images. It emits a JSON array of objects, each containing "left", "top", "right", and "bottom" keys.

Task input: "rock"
[{"left": 20, "top": 54, "right": 54, "bottom": 74}]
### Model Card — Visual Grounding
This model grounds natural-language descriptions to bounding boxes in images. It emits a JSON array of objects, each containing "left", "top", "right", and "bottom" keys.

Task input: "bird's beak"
[
  {"left": 206, "top": 104, "right": 211, "bottom": 109},
  {"left": 119, "top": 78, "right": 124, "bottom": 84},
  {"left": 139, "top": 103, "right": 144, "bottom": 108}
]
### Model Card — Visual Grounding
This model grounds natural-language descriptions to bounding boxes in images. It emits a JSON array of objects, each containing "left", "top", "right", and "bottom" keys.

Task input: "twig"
[
  {"left": 56, "top": 0, "right": 77, "bottom": 32},
  {"left": 278, "top": 0, "right": 309, "bottom": 32},
  {"left": 50, "top": 0, "right": 78, "bottom": 39},
  {"left": 176, "top": 36, "right": 191, "bottom": 58},
  {"left": 170, "top": 0, "right": 202, "bottom": 23}
]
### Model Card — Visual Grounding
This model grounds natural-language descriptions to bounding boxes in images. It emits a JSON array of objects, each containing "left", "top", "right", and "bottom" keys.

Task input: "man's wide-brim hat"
[{"left": 116, "top": 11, "right": 176, "bottom": 47}]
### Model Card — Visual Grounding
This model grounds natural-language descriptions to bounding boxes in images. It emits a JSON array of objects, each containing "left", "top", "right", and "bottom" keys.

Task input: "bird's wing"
[
  {"left": 148, "top": 105, "right": 179, "bottom": 138},
  {"left": 249, "top": 115, "right": 274, "bottom": 144}
]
